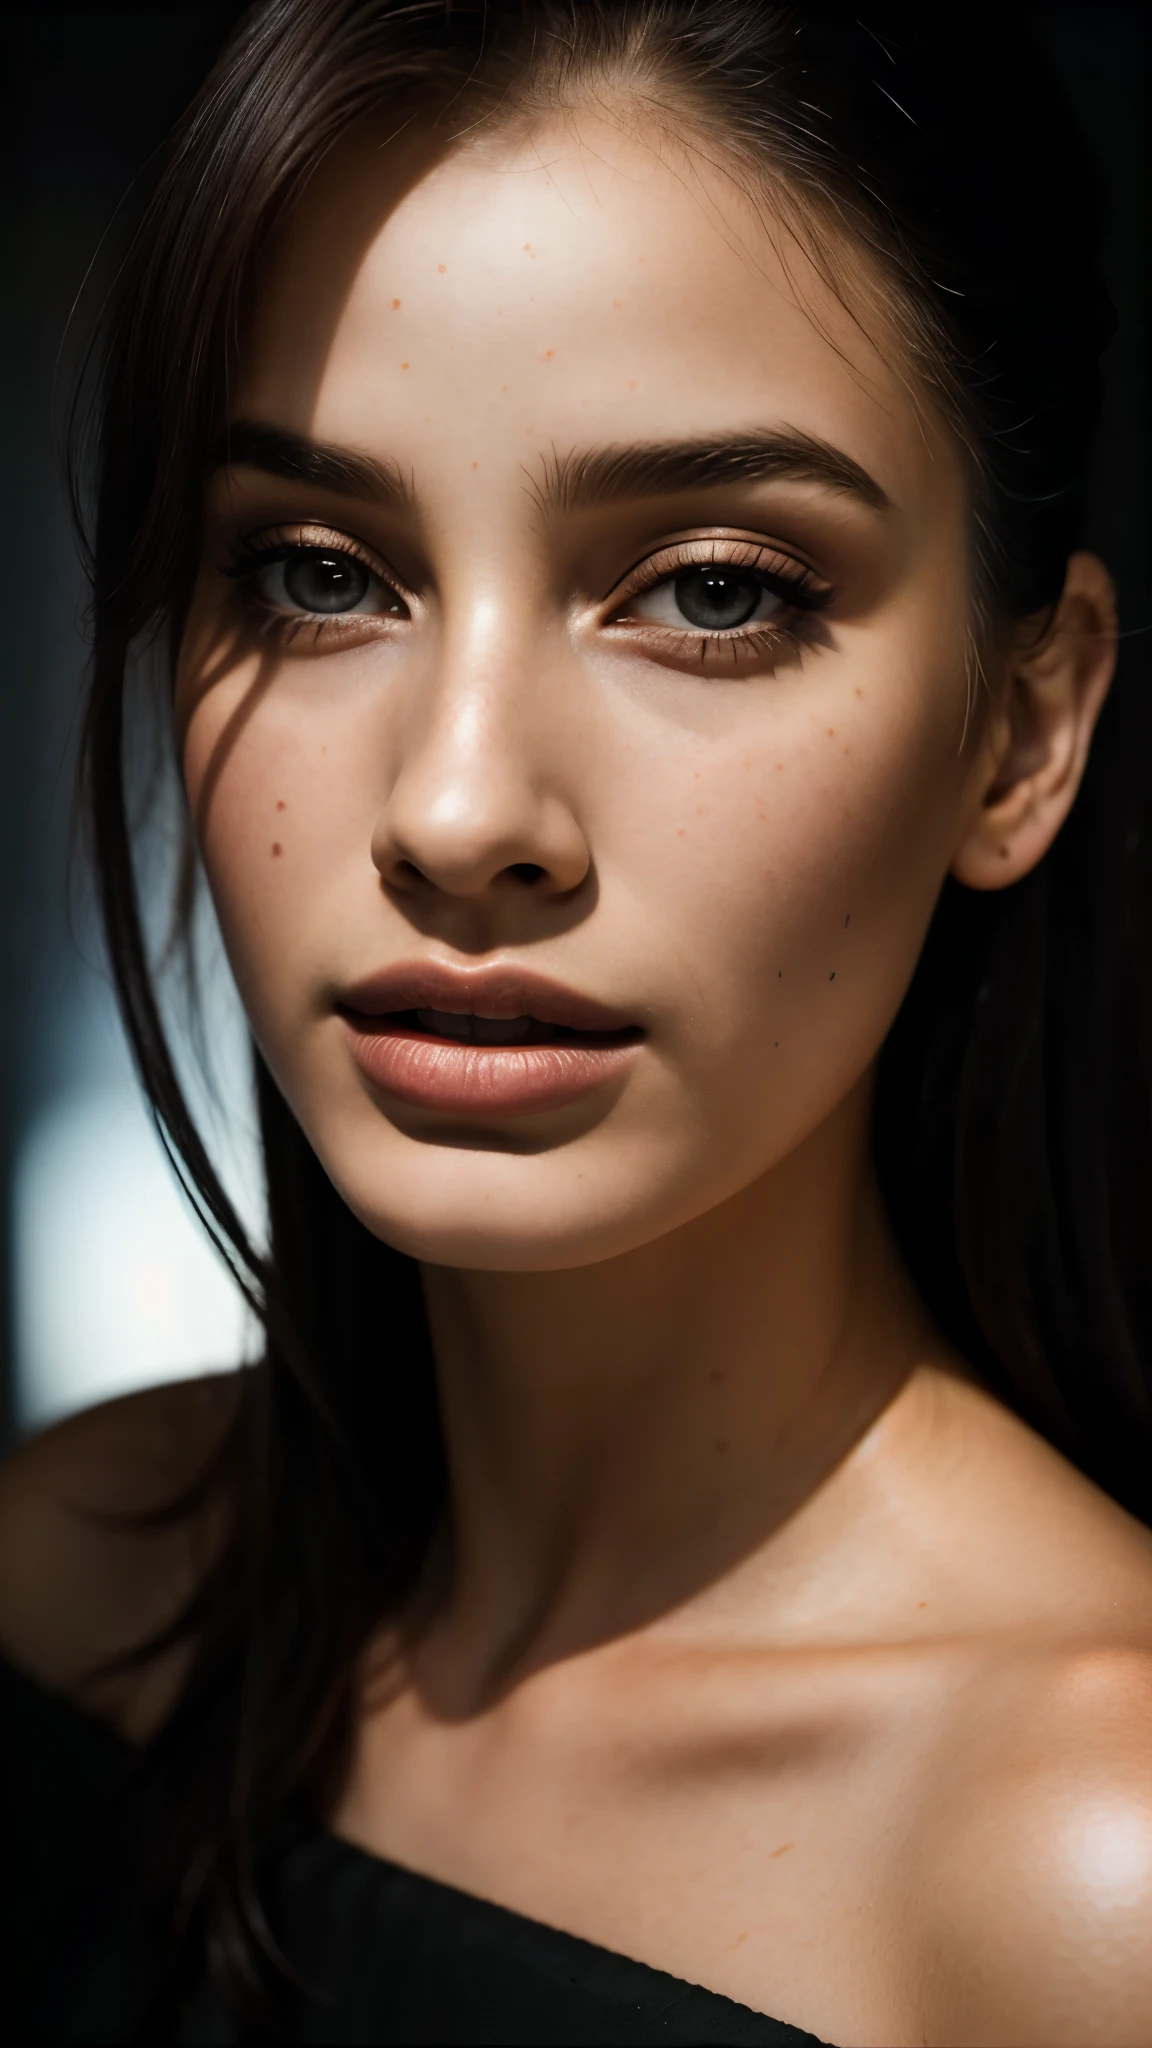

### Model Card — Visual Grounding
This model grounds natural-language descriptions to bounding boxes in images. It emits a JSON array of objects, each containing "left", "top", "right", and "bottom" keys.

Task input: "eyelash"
[
  {"left": 220, "top": 527, "right": 833, "bottom": 668},
  {"left": 221, "top": 526, "right": 402, "bottom": 641},
  {"left": 608, "top": 539, "right": 831, "bottom": 669}
]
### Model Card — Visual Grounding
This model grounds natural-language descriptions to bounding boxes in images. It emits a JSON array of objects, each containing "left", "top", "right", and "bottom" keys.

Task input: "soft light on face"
[{"left": 178, "top": 111, "right": 981, "bottom": 1270}]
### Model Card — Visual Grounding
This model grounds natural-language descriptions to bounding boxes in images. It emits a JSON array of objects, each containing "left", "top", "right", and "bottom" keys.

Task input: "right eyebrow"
[
  {"left": 215, "top": 420, "right": 410, "bottom": 505},
  {"left": 533, "top": 429, "right": 891, "bottom": 516}
]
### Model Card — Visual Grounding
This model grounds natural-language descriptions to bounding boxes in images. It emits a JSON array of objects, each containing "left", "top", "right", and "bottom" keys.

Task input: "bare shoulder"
[
  {"left": 915, "top": 1642, "right": 1152, "bottom": 2047},
  {"left": 0, "top": 1373, "right": 240, "bottom": 1734}
]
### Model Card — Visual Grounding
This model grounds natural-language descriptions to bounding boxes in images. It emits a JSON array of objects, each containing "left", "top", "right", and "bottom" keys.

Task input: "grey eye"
[
  {"left": 283, "top": 552, "right": 370, "bottom": 613},
  {"left": 672, "top": 569, "right": 772, "bottom": 629},
  {"left": 627, "top": 567, "right": 784, "bottom": 631},
  {"left": 255, "top": 548, "right": 405, "bottom": 617}
]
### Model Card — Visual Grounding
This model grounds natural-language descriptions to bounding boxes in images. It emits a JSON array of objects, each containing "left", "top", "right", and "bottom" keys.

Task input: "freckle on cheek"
[
  {"left": 276, "top": 800, "right": 286, "bottom": 812},
  {"left": 391, "top": 298, "right": 401, "bottom": 310}
]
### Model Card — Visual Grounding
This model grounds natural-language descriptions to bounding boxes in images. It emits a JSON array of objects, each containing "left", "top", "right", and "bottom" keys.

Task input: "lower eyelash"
[{"left": 682, "top": 621, "right": 809, "bottom": 667}]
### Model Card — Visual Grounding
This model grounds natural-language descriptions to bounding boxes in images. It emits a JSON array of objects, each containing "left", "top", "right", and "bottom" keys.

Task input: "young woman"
[{"left": 3, "top": 5, "right": 1151, "bottom": 2043}]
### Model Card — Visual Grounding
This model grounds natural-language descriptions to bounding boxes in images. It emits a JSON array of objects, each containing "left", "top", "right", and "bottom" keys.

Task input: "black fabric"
[{"left": 0, "top": 1655, "right": 831, "bottom": 2046}]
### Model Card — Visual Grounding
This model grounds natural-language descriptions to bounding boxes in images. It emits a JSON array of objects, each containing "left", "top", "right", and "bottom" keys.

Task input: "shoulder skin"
[
  {"left": 915, "top": 1642, "right": 1152, "bottom": 2047},
  {"left": 0, "top": 1374, "right": 239, "bottom": 1739}
]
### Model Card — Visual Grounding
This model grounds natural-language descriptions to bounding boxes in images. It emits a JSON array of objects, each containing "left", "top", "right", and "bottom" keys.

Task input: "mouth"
[
  {"left": 337, "top": 965, "right": 643, "bottom": 1117},
  {"left": 343, "top": 1006, "right": 639, "bottom": 1050}
]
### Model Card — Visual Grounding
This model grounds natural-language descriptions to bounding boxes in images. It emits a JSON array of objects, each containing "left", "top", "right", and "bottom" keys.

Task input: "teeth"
[{"left": 414, "top": 1008, "right": 536, "bottom": 1045}]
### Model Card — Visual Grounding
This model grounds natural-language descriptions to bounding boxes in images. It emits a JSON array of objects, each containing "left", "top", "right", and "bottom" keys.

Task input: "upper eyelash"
[
  {"left": 220, "top": 527, "right": 388, "bottom": 583},
  {"left": 613, "top": 540, "right": 832, "bottom": 622}
]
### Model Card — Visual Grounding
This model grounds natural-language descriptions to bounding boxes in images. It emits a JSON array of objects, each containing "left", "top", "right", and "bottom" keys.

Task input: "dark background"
[{"left": 3, "top": 7, "right": 1149, "bottom": 1449}]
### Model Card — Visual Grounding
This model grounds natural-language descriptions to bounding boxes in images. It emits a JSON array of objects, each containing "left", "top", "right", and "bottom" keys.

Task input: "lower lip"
[{"left": 342, "top": 1019, "right": 640, "bottom": 1116}]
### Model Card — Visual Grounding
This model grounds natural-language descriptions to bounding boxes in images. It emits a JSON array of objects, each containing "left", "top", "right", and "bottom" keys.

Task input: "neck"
[{"left": 416, "top": 1076, "right": 930, "bottom": 1707}]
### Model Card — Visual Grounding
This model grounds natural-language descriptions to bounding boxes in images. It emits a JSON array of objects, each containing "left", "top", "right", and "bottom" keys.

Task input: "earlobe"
[{"left": 950, "top": 551, "right": 1117, "bottom": 892}]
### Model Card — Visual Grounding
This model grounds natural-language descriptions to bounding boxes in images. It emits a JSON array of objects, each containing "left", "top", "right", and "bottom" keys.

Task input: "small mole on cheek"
[
  {"left": 709, "top": 1368, "right": 724, "bottom": 1384},
  {"left": 826, "top": 727, "right": 835, "bottom": 738},
  {"left": 271, "top": 843, "right": 282, "bottom": 858},
  {"left": 844, "top": 913, "right": 851, "bottom": 926},
  {"left": 401, "top": 362, "right": 409, "bottom": 370},
  {"left": 774, "top": 1041, "right": 779, "bottom": 1048},
  {"left": 918, "top": 1601, "right": 928, "bottom": 1609},
  {"left": 276, "top": 800, "right": 286, "bottom": 812},
  {"left": 855, "top": 687, "right": 864, "bottom": 698},
  {"left": 391, "top": 298, "right": 401, "bottom": 310},
  {"left": 472, "top": 461, "right": 478, "bottom": 469},
  {"left": 676, "top": 828, "right": 685, "bottom": 837},
  {"left": 542, "top": 349, "right": 554, "bottom": 361},
  {"left": 999, "top": 845, "right": 1011, "bottom": 859},
  {"left": 714, "top": 1439, "right": 730, "bottom": 1455},
  {"left": 829, "top": 972, "right": 836, "bottom": 981}
]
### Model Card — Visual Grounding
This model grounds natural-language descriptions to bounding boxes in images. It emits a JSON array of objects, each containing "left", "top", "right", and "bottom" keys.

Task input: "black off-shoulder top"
[{"left": 0, "top": 1654, "right": 831, "bottom": 2045}]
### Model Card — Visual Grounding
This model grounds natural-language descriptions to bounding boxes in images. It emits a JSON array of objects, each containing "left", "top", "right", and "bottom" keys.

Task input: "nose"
[{"left": 371, "top": 615, "right": 591, "bottom": 905}]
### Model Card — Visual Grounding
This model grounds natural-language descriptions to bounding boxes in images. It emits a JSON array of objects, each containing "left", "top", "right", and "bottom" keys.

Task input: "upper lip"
[{"left": 339, "top": 961, "right": 640, "bottom": 1035}]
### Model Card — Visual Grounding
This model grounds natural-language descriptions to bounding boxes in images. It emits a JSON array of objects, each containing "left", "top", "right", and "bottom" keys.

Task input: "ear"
[{"left": 951, "top": 552, "right": 1117, "bottom": 891}]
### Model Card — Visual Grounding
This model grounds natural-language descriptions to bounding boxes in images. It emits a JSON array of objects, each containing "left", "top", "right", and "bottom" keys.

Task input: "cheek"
[
  {"left": 180, "top": 663, "right": 382, "bottom": 1038},
  {"left": 631, "top": 672, "right": 967, "bottom": 1112}
]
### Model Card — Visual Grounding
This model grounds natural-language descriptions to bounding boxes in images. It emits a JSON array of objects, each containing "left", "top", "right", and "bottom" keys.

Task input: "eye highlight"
[{"left": 222, "top": 524, "right": 409, "bottom": 632}]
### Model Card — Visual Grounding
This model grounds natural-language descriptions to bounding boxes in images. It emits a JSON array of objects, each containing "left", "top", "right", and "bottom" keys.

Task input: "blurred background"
[{"left": 2, "top": 6, "right": 1149, "bottom": 1450}]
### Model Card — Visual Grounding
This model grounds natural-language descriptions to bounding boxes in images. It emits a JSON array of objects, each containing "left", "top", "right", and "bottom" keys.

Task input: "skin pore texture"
[{"left": 3, "top": 104, "right": 1152, "bottom": 2048}]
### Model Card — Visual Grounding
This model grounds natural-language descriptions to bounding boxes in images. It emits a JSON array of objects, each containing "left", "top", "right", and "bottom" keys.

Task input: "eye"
[
  {"left": 628, "top": 566, "right": 784, "bottom": 632},
  {"left": 254, "top": 547, "right": 405, "bottom": 618}
]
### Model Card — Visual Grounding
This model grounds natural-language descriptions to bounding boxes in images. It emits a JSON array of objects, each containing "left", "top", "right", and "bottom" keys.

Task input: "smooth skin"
[{"left": 3, "top": 106, "right": 1151, "bottom": 2047}]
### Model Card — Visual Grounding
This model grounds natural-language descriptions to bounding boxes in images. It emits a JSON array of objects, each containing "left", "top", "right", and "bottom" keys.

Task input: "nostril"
[{"left": 508, "top": 862, "right": 546, "bottom": 886}]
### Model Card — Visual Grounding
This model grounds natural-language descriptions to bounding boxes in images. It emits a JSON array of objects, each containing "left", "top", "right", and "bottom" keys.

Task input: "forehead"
[{"left": 240, "top": 112, "right": 959, "bottom": 511}]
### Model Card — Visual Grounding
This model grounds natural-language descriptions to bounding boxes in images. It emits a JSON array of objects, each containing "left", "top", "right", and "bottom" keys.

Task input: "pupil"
[
  {"left": 284, "top": 553, "right": 369, "bottom": 613},
  {"left": 674, "top": 569, "right": 761, "bottom": 630}
]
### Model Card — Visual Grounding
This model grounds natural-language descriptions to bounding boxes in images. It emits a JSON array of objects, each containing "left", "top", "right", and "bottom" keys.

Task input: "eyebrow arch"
[
  {"left": 535, "top": 430, "right": 890, "bottom": 515},
  {"left": 215, "top": 420, "right": 410, "bottom": 505}
]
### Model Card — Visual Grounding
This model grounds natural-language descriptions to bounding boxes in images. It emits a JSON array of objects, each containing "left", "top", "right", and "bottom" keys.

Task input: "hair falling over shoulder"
[{"left": 69, "top": 0, "right": 1151, "bottom": 2021}]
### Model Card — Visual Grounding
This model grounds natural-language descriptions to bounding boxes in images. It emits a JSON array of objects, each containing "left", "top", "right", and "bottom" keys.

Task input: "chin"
[{"left": 323, "top": 1127, "right": 685, "bottom": 1273}]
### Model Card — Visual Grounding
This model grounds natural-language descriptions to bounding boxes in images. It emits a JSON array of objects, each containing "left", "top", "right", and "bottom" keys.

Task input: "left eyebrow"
[
  {"left": 533, "top": 429, "right": 890, "bottom": 516},
  {"left": 214, "top": 420, "right": 410, "bottom": 505}
]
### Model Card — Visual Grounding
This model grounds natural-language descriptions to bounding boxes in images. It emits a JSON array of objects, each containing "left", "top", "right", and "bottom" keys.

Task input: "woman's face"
[{"left": 179, "top": 113, "right": 984, "bottom": 1270}]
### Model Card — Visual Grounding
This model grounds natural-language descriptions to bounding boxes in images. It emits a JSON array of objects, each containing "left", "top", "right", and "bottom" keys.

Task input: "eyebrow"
[
  {"left": 216, "top": 419, "right": 888, "bottom": 518},
  {"left": 535, "top": 430, "right": 890, "bottom": 515},
  {"left": 216, "top": 420, "right": 410, "bottom": 504}
]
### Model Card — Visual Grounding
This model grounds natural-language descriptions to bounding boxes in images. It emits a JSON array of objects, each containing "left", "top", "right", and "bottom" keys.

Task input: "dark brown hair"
[{"left": 72, "top": 0, "right": 1148, "bottom": 2023}]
